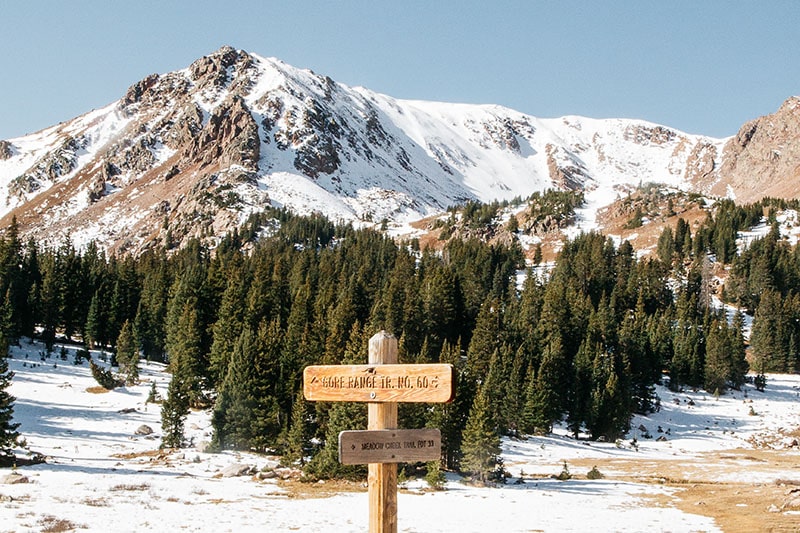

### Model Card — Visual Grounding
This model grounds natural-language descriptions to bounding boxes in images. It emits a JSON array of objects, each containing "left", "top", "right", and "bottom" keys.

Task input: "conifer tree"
[
  {"left": 750, "top": 289, "right": 786, "bottom": 372},
  {"left": 0, "top": 347, "right": 20, "bottom": 458},
  {"left": 567, "top": 338, "right": 595, "bottom": 438},
  {"left": 115, "top": 319, "right": 138, "bottom": 385},
  {"left": 211, "top": 327, "right": 258, "bottom": 450},
  {"left": 525, "top": 335, "right": 567, "bottom": 434},
  {"left": 166, "top": 301, "right": 206, "bottom": 406},
  {"left": 208, "top": 273, "right": 248, "bottom": 386},
  {"left": 250, "top": 318, "right": 284, "bottom": 450},
  {"left": 588, "top": 352, "right": 629, "bottom": 440},
  {"left": 460, "top": 386, "right": 501, "bottom": 483},
  {"left": 135, "top": 252, "right": 170, "bottom": 362},
  {"left": 283, "top": 388, "right": 310, "bottom": 466},
  {"left": 428, "top": 340, "right": 470, "bottom": 470},
  {"left": 84, "top": 291, "right": 105, "bottom": 349},
  {"left": 465, "top": 296, "right": 501, "bottom": 378},
  {"left": 161, "top": 299, "right": 205, "bottom": 449},
  {"left": 160, "top": 349, "right": 191, "bottom": 449}
]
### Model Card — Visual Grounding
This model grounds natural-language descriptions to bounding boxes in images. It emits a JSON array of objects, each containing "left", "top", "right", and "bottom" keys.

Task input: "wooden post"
[
  {"left": 302, "top": 332, "right": 452, "bottom": 531},
  {"left": 368, "top": 331, "right": 398, "bottom": 533}
]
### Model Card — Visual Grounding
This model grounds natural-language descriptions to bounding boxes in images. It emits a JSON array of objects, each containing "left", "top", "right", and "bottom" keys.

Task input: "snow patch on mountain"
[{"left": 0, "top": 47, "right": 732, "bottom": 253}]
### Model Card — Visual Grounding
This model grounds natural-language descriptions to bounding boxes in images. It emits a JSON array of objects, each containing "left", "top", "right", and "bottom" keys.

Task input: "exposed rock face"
[
  {"left": 546, "top": 144, "right": 591, "bottom": 191},
  {"left": 684, "top": 141, "right": 719, "bottom": 187},
  {"left": 0, "top": 140, "right": 12, "bottom": 160},
  {"left": 624, "top": 124, "right": 676, "bottom": 145},
  {"left": 715, "top": 96, "right": 800, "bottom": 201},
  {"left": 190, "top": 95, "right": 260, "bottom": 170}
]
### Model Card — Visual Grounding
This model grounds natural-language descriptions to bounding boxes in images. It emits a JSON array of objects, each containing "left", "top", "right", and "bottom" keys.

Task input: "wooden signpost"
[{"left": 303, "top": 331, "right": 454, "bottom": 533}]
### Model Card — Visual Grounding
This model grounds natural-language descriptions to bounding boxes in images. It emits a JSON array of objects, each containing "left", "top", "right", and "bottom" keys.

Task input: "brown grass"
[
  {"left": 109, "top": 483, "right": 150, "bottom": 492},
  {"left": 111, "top": 449, "right": 165, "bottom": 460},
  {"left": 278, "top": 478, "right": 366, "bottom": 499},
  {"left": 38, "top": 515, "right": 86, "bottom": 532},
  {"left": 566, "top": 447, "right": 800, "bottom": 532}
]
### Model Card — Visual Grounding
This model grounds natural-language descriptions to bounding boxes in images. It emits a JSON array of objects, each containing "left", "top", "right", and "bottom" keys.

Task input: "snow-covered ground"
[{"left": 2, "top": 338, "right": 799, "bottom": 532}]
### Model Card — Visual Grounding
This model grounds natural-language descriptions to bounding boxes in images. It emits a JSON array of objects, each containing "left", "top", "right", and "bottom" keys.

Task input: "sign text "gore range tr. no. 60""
[{"left": 303, "top": 363, "right": 454, "bottom": 403}]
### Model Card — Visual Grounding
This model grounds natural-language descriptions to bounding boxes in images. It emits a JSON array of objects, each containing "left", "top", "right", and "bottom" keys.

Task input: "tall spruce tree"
[
  {"left": 211, "top": 327, "right": 258, "bottom": 451},
  {"left": 115, "top": 319, "right": 139, "bottom": 385},
  {"left": 428, "top": 340, "right": 470, "bottom": 470},
  {"left": 0, "top": 348, "right": 20, "bottom": 459},
  {"left": 283, "top": 388, "right": 310, "bottom": 466},
  {"left": 160, "top": 348, "right": 191, "bottom": 449},
  {"left": 460, "top": 386, "right": 501, "bottom": 483}
]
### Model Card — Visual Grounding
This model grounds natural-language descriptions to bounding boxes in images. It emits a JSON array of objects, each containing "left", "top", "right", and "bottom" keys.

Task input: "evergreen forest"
[{"left": 1, "top": 194, "right": 800, "bottom": 480}]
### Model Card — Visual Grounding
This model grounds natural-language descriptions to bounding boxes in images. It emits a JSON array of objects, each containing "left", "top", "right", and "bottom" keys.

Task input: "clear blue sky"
[{"left": 1, "top": 1, "right": 798, "bottom": 140}]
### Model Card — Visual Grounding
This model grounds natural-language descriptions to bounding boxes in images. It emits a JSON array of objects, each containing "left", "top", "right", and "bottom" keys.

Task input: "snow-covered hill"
[
  {"left": 0, "top": 46, "right": 737, "bottom": 254},
  {"left": 2, "top": 338, "right": 799, "bottom": 531}
]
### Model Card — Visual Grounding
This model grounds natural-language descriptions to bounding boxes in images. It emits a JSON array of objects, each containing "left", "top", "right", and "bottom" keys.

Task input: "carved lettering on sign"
[
  {"left": 304, "top": 364, "right": 454, "bottom": 403},
  {"left": 339, "top": 429, "right": 442, "bottom": 465}
]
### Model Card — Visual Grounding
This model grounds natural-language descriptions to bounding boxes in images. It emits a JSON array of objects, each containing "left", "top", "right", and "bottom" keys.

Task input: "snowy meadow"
[{"left": 2, "top": 339, "right": 799, "bottom": 532}]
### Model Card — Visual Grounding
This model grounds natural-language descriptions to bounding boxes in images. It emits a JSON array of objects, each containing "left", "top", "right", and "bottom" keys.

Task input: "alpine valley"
[{"left": 0, "top": 45, "right": 799, "bottom": 254}]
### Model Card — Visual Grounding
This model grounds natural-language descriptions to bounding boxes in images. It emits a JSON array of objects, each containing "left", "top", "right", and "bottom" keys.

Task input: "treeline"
[{"left": 0, "top": 195, "right": 797, "bottom": 481}]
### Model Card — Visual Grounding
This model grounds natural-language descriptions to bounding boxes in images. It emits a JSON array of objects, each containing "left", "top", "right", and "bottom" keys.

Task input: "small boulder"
[
  {"left": 221, "top": 463, "right": 253, "bottom": 478},
  {"left": 135, "top": 425, "right": 154, "bottom": 436},
  {"left": 1, "top": 473, "right": 29, "bottom": 485}
]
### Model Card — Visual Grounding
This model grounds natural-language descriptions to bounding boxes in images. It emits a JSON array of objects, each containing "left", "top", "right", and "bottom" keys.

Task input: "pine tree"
[
  {"left": 460, "top": 386, "right": 501, "bottom": 484},
  {"left": 588, "top": 352, "right": 629, "bottom": 441},
  {"left": 211, "top": 327, "right": 258, "bottom": 451},
  {"left": 428, "top": 340, "right": 470, "bottom": 470},
  {"left": 704, "top": 319, "right": 729, "bottom": 394},
  {"left": 116, "top": 319, "right": 139, "bottom": 385},
  {"left": 567, "top": 338, "right": 595, "bottom": 438},
  {"left": 465, "top": 296, "right": 501, "bottom": 378},
  {"left": 283, "top": 387, "right": 310, "bottom": 465},
  {"left": 208, "top": 273, "right": 248, "bottom": 387},
  {"left": 0, "top": 348, "right": 20, "bottom": 458},
  {"left": 160, "top": 350, "right": 191, "bottom": 449},
  {"left": 84, "top": 291, "right": 105, "bottom": 349},
  {"left": 750, "top": 289, "right": 784, "bottom": 372}
]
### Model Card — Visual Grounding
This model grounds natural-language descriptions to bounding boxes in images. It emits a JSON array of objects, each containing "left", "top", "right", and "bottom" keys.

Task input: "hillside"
[
  {"left": 2, "top": 338, "right": 799, "bottom": 531},
  {"left": 7, "top": 46, "right": 795, "bottom": 255}
]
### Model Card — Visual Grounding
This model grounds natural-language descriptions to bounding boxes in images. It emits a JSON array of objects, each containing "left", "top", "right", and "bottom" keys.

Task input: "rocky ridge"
[{"left": 0, "top": 46, "right": 796, "bottom": 255}]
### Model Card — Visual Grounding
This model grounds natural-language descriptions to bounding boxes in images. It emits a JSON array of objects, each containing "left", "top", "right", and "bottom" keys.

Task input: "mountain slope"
[{"left": 0, "top": 46, "right": 792, "bottom": 254}]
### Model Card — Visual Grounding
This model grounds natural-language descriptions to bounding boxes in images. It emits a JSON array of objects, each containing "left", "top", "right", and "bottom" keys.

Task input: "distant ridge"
[{"left": 0, "top": 46, "right": 796, "bottom": 254}]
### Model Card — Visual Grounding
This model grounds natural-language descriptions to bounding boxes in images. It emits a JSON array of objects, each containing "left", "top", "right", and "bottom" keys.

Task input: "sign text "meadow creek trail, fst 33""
[
  {"left": 338, "top": 428, "right": 442, "bottom": 465},
  {"left": 302, "top": 363, "right": 454, "bottom": 403}
]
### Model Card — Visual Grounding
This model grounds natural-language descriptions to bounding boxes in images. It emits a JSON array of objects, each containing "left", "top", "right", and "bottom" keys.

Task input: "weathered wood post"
[
  {"left": 303, "top": 330, "right": 453, "bottom": 533},
  {"left": 368, "top": 331, "right": 398, "bottom": 533}
]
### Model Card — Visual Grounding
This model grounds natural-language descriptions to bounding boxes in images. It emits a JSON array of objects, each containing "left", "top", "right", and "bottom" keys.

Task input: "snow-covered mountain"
[{"left": 0, "top": 46, "right": 795, "bottom": 254}]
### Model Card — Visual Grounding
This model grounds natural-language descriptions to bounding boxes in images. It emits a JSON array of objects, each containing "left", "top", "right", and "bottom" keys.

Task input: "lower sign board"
[
  {"left": 304, "top": 363, "right": 454, "bottom": 403},
  {"left": 339, "top": 428, "right": 442, "bottom": 465}
]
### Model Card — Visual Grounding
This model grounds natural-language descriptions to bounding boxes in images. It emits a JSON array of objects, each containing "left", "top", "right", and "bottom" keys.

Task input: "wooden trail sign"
[
  {"left": 339, "top": 428, "right": 442, "bottom": 465},
  {"left": 302, "top": 331, "right": 454, "bottom": 533},
  {"left": 303, "top": 363, "right": 454, "bottom": 403}
]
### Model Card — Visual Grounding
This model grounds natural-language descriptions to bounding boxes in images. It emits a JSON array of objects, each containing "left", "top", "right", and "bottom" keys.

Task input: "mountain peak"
[{"left": 0, "top": 49, "right": 794, "bottom": 255}]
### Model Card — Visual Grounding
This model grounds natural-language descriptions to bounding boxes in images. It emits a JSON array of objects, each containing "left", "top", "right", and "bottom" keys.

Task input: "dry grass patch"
[
  {"left": 38, "top": 515, "right": 86, "bottom": 532},
  {"left": 81, "top": 497, "right": 109, "bottom": 507},
  {"left": 109, "top": 482, "right": 151, "bottom": 492},
  {"left": 567, "top": 447, "right": 800, "bottom": 532},
  {"left": 278, "top": 478, "right": 366, "bottom": 499},
  {"left": 111, "top": 449, "right": 165, "bottom": 460}
]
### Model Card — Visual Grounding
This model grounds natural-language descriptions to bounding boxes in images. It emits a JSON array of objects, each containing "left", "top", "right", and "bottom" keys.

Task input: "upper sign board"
[{"left": 303, "top": 363, "right": 454, "bottom": 403}]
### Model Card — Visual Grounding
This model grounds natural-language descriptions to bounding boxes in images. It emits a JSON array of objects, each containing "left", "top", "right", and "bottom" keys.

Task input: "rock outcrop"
[{"left": 715, "top": 96, "right": 800, "bottom": 201}]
